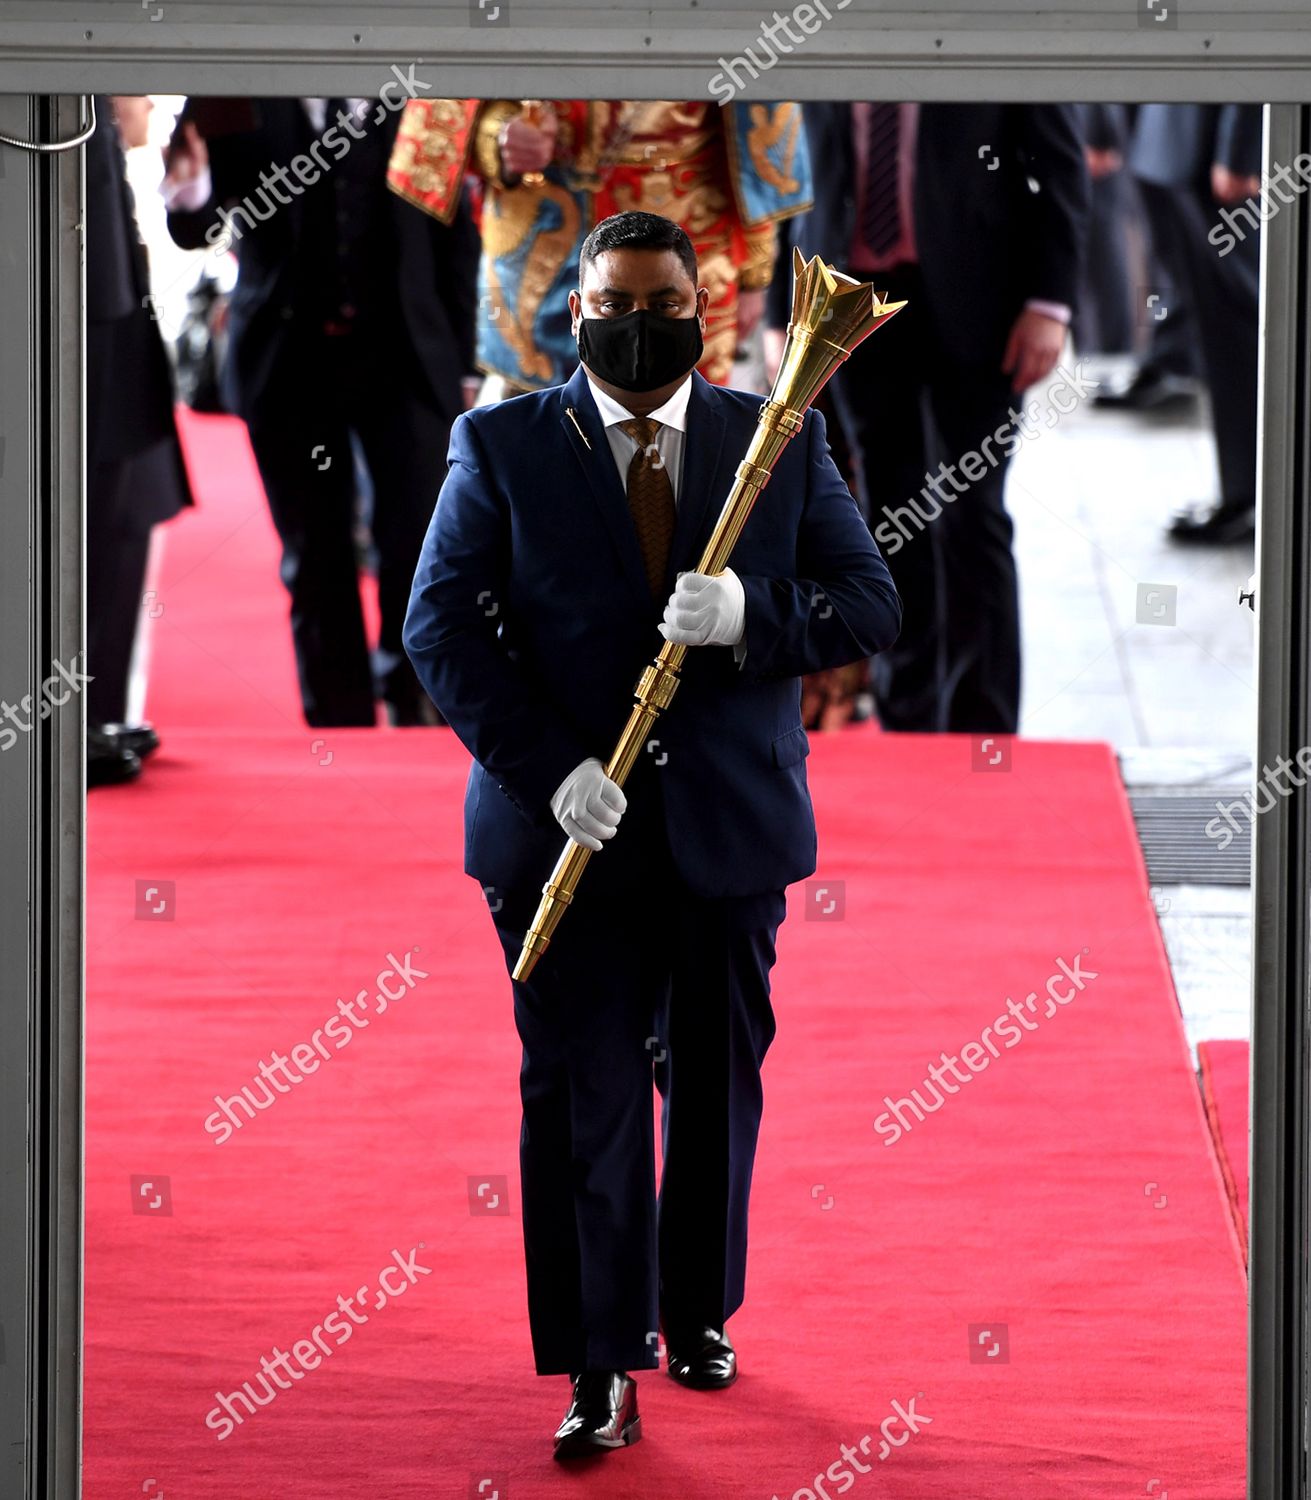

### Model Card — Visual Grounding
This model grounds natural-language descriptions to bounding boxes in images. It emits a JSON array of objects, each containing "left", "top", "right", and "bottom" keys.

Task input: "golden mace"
[{"left": 511, "top": 249, "right": 906, "bottom": 981}]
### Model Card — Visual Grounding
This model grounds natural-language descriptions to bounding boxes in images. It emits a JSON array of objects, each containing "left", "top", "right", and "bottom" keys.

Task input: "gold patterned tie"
[{"left": 618, "top": 416, "right": 677, "bottom": 601}]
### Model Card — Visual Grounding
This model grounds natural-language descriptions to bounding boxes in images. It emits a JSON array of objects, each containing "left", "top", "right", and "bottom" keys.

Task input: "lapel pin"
[{"left": 565, "top": 407, "right": 592, "bottom": 450}]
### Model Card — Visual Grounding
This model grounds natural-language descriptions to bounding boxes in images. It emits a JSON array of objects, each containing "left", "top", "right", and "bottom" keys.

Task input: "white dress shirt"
[{"left": 585, "top": 371, "right": 691, "bottom": 504}]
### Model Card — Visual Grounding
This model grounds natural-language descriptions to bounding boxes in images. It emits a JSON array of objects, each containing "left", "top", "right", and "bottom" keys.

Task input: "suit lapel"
[
  {"left": 664, "top": 370, "right": 729, "bottom": 596},
  {"left": 557, "top": 367, "right": 652, "bottom": 602}
]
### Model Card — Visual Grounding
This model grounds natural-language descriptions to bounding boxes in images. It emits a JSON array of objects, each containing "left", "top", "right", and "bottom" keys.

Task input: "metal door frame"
[
  {"left": 0, "top": 92, "right": 85, "bottom": 1500},
  {"left": 0, "top": 29, "right": 1307, "bottom": 1496}
]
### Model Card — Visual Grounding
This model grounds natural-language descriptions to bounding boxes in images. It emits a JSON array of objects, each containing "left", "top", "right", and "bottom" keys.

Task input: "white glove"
[
  {"left": 549, "top": 756, "right": 627, "bottom": 851},
  {"left": 658, "top": 568, "right": 746, "bottom": 648}
]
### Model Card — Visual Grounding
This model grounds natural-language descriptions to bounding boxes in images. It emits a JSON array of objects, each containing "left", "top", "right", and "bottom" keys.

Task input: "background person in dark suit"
[
  {"left": 164, "top": 96, "right": 480, "bottom": 726},
  {"left": 1127, "top": 104, "right": 1263, "bottom": 545},
  {"left": 87, "top": 95, "right": 195, "bottom": 786},
  {"left": 403, "top": 211, "right": 901, "bottom": 1461},
  {"left": 1090, "top": 102, "right": 1204, "bottom": 414},
  {"left": 766, "top": 102, "right": 1090, "bottom": 735},
  {"left": 1072, "top": 103, "right": 1137, "bottom": 360}
]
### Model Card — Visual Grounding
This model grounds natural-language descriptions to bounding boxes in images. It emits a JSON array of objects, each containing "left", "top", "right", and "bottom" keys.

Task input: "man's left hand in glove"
[{"left": 658, "top": 569, "right": 746, "bottom": 648}]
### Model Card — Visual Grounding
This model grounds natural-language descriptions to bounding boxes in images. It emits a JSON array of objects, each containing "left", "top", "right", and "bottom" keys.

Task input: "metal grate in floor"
[{"left": 1128, "top": 790, "right": 1253, "bottom": 887}]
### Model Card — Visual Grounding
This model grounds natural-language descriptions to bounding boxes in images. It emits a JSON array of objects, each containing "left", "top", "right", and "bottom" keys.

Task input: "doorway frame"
[{"left": 0, "top": 47, "right": 1304, "bottom": 1498}]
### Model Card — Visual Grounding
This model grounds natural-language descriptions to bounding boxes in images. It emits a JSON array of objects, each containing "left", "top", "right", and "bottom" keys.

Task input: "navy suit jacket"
[{"left": 402, "top": 364, "right": 902, "bottom": 900}]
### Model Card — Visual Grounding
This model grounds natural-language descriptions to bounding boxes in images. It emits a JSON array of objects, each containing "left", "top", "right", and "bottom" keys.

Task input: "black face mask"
[{"left": 575, "top": 308, "right": 704, "bottom": 393}]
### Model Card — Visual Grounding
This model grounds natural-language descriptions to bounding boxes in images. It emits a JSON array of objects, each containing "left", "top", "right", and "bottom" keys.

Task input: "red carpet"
[
  {"left": 83, "top": 411, "right": 1247, "bottom": 1497},
  {"left": 1199, "top": 1040, "right": 1251, "bottom": 1264}
]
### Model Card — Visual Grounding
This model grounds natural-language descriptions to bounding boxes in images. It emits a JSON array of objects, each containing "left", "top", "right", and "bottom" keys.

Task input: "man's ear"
[
  {"left": 696, "top": 285, "right": 711, "bottom": 329},
  {"left": 568, "top": 287, "right": 583, "bottom": 336}
]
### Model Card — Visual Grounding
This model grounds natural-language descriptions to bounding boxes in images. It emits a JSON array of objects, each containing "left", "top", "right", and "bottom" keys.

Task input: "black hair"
[{"left": 579, "top": 210, "right": 698, "bottom": 286}]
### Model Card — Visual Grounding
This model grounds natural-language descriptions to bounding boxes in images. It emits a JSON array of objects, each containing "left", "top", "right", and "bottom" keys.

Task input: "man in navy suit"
[{"left": 403, "top": 211, "right": 900, "bottom": 1459}]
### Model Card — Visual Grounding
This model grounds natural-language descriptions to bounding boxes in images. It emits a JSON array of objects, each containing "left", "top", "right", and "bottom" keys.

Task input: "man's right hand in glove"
[{"left": 549, "top": 756, "right": 627, "bottom": 851}]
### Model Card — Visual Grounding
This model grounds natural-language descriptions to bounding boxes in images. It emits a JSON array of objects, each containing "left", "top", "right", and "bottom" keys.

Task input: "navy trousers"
[{"left": 487, "top": 800, "right": 786, "bottom": 1376}]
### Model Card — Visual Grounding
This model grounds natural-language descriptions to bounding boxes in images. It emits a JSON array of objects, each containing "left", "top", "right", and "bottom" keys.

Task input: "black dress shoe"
[
  {"left": 662, "top": 1321, "right": 737, "bottom": 1389},
  {"left": 87, "top": 725, "right": 142, "bottom": 788},
  {"left": 1093, "top": 366, "right": 1199, "bottom": 413},
  {"left": 1167, "top": 496, "right": 1256, "bottom": 545},
  {"left": 553, "top": 1370, "right": 641, "bottom": 1459},
  {"left": 101, "top": 721, "right": 161, "bottom": 760}
]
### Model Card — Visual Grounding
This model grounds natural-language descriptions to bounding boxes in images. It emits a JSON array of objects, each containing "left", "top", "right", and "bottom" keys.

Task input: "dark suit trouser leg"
[
  {"left": 829, "top": 263, "right": 944, "bottom": 732},
  {"left": 654, "top": 881, "right": 785, "bottom": 1333},
  {"left": 488, "top": 821, "right": 785, "bottom": 1374},
  {"left": 86, "top": 457, "right": 150, "bottom": 726},
  {"left": 1075, "top": 168, "right": 1136, "bottom": 356},
  {"left": 490, "top": 842, "right": 666, "bottom": 1375},
  {"left": 1155, "top": 181, "right": 1260, "bottom": 507},
  {"left": 922, "top": 361, "right": 1021, "bottom": 734},
  {"left": 347, "top": 360, "right": 453, "bottom": 708},
  {"left": 245, "top": 410, "right": 375, "bottom": 727},
  {"left": 1135, "top": 178, "right": 1203, "bottom": 380}
]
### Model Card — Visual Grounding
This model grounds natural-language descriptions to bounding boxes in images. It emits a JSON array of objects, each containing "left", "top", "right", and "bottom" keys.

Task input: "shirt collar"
[{"left": 585, "top": 372, "right": 693, "bottom": 434}]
